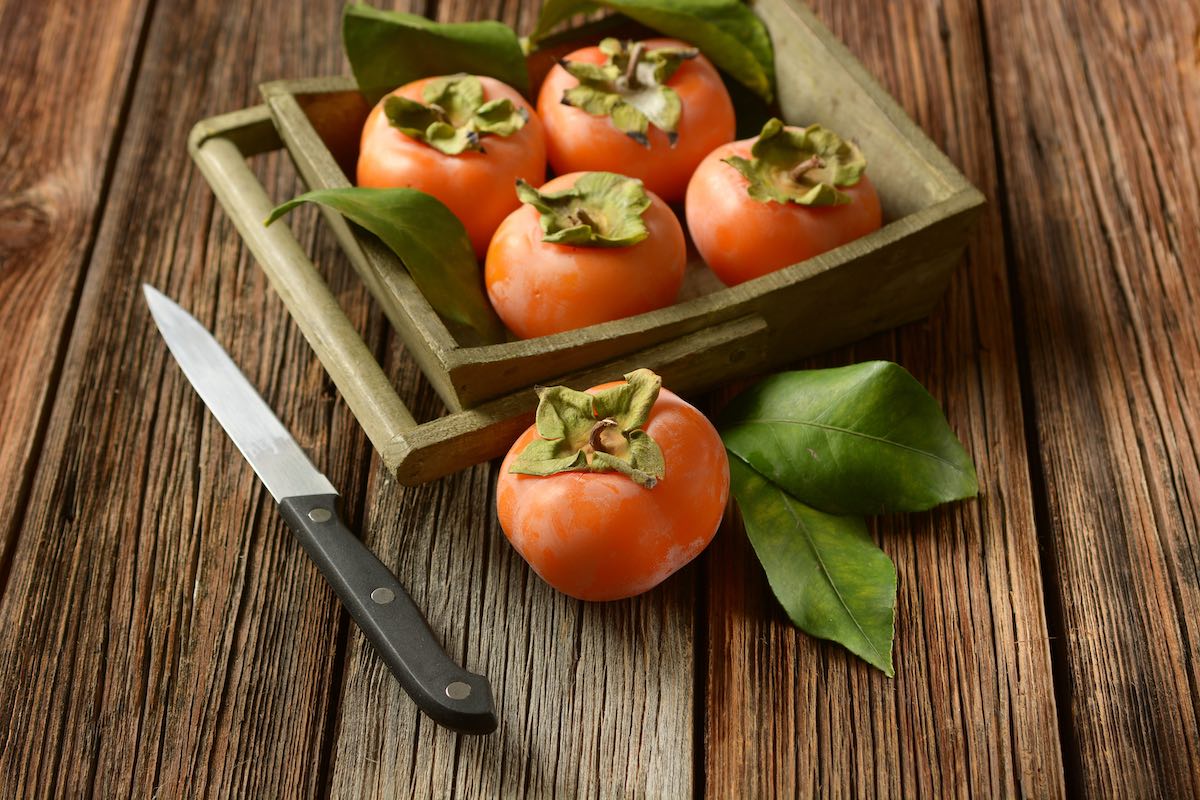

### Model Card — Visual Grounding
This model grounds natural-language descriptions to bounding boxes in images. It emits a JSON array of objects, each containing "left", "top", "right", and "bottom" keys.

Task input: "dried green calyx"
[
  {"left": 724, "top": 118, "right": 867, "bottom": 206},
  {"left": 384, "top": 74, "right": 527, "bottom": 155},
  {"left": 515, "top": 172, "right": 651, "bottom": 247},
  {"left": 508, "top": 368, "right": 666, "bottom": 488},
  {"left": 560, "top": 38, "right": 698, "bottom": 147}
]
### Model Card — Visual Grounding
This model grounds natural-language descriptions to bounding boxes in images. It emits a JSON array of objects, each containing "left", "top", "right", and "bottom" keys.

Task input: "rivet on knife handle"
[{"left": 280, "top": 494, "right": 497, "bottom": 735}]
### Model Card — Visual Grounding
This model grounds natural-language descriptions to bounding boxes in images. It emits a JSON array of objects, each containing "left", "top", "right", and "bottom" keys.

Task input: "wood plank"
[
  {"left": 326, "top": 1, "right": 695, "bottom": 795},
  {"left": 704, "top": 0, "right": 1065, "bottom": 796},
  {"left": 0, "top": 0, "right": 388, "bottom": 796},
  {"left": 981, "top": 0, "right": 1200, "bottom": 794},
  {"left": 0, "top": 0, "right": 150, "bottom": 581}
]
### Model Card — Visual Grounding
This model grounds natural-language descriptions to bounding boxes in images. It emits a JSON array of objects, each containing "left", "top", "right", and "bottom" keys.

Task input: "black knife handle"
[{"left": 279, "top": 494, "right": 497, "bottom": 734}]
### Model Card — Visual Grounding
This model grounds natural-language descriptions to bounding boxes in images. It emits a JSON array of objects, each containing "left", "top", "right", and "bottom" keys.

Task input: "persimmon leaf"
[
  {"left": 343, "top": 5, "right": 529, "bottom": 104},
  {"left": 728, "top": 456, "right": 896, "bottom": 675},
  {"left": 265, "top": 188, "right": 505, "bottom": 344},
  {"left": 720, "top": 361, "right": 978, "bottom": 515}
]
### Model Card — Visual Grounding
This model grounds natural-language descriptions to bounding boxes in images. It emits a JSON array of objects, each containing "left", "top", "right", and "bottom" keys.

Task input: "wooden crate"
[{"left": 189, "top": 0, "right": 983, "bottom": 484}]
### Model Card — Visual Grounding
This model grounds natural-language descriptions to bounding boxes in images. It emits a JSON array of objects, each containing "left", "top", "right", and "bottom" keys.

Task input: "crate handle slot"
[{"left": 189, "top": 107, "right": 417, "bottom": 460}]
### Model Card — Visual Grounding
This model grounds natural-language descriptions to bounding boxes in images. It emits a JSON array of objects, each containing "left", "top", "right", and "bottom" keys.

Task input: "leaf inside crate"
[
  {"left": 266, "top": 188, "right": 507, "bottom": 345},
  {"left": 343, "top": 5, "right": 529, "bottom": 104}
]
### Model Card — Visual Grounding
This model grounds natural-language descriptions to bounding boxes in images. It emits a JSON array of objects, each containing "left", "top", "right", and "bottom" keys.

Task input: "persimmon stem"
[
  {"left": 790, "top": 155, "right": 826, "bottom": 182},
  {"left": 588, "top": 418, "right": 628, "bottom": 457},
  {"left": 623, "top": 42, "right": 645, "bottom": 87},
  {"left": 567, "top": 208, "right": 599, "bottom": 230}
]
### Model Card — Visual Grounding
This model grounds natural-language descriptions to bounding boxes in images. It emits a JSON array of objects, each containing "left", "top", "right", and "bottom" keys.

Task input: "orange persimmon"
[
  {"left": 497, "top": 369, "right": 729, "bottom": 601},
  {"left": 485, "top": 171, "right": 686, "bottom": 339},
  {"left": 357, "top": 74, "right": 546, "bottom": 258},
  {"left": 536, "top": 38, "right": 735, "bottom": 203},
  {"left": 687, "top": 119, "right": 882, "bottom": 286}
]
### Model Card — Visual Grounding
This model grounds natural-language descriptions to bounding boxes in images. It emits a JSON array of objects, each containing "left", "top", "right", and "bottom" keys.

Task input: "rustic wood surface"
[
  {"left": 0, "top": 0, "right": 1195, "bottom": 799},
  {"left": 981, "top": 1, "right": 1200, "bottom": 795}
]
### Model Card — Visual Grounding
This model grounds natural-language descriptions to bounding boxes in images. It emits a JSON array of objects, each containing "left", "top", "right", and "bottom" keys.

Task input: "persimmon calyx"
[
  {"left": 515, "top": 172, "right": 651, "bottom": 247},
  {"left": 508, "top": 368, "right": 666, "bottom": 488},
  {"left": 560, "top": 38, "right": 698, "bottom": 147},
  {"left": 723, "top": 118, "right": 867, "bottom": 206},
  {"left": 384, "top": 74, "right": 527, "bottom": 155}
]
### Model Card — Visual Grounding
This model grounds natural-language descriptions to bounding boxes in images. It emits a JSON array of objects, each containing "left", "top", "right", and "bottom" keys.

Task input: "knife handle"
[{"left": 279, "top": 494, "right": 497, "bottom": 735}]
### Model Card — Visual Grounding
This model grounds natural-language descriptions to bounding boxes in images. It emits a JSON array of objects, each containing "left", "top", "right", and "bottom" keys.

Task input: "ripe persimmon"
[
  {"left": 536, "top": 38, "right": 735, "bottom": 203},
  {"left": 497, "top": 369, "right": 729, "bottom": 601},
  {"left": 485, "top": 171, "right": 686, "bottom": 339},
  {"left": 357, "top": 74, "right": 546, "bottom": 258},
  {"left": 686, "top": 119, "right": 883, "bottom": 286}
]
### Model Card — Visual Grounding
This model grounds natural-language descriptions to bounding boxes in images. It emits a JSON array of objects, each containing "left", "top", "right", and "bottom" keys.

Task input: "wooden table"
[{"left": 2, "top": 0, "right": 1197, "bottom": 796}]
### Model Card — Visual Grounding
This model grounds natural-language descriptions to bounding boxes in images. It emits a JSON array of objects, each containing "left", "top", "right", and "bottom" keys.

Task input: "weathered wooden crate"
[{"left": 189, "top": 0, "right": 983, "bottom": 485}]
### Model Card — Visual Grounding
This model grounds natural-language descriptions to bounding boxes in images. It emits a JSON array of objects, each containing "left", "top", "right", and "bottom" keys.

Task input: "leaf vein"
[
  {"left": 727, "top": 450, "right": 883, "bottom": 663},
  {"left": 728, "top": 418, "right": 967, "bottom": 473}
]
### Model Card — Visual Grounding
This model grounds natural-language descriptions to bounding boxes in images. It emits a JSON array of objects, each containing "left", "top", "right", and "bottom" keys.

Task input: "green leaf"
[
  {"left": 529, "top": 0, "right": 775, "bottom": 102},
  {"left": 530, "top": 0, "right": 602, "bottom": 41},
  {"left": 720, "top": 362, "right": 978, "bottom": 515},
  {"left": 729, "top": 455, "right": 895, "bottom": 675},
  {"left": 265, "top": 188, "right": 505, "bottom": 344},
  {"left": 515, "top": 172, "right": 651, "bottom": 247},
  {"left": 342, "top": 5, "right": 529, "bottom": 105}
]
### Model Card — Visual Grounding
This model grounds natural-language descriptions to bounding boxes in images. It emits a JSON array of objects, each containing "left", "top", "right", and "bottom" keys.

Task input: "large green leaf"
[
  {"left": 720, "top": 362, "right": 977, "bottom": 515},
  {"left": 265, "top": 188, "right": 505, "bottom": 344},
  {"left": 343, "top": 5, "right": 529, "bottom": 104},
  {"left": 529, "top": 0, "right": 775, "bottom": 102},
  {"left": 729, "top": 456, "right": 895, "bottom": 675}
]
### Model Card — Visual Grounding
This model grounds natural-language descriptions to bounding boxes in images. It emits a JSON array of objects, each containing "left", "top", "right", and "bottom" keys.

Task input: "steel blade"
[{"left": 144, "top": 285, "right": 337, "bottom": 501}]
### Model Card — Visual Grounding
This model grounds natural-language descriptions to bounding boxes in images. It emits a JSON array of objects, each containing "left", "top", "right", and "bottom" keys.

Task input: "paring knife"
[{"left": 144, "top": 285, "right": 497, "bottom": 735}]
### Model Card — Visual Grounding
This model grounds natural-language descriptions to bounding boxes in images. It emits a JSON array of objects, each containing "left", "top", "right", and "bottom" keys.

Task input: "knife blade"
[{"left": 144, "top": 284, "right": 496, "bottom": 735}]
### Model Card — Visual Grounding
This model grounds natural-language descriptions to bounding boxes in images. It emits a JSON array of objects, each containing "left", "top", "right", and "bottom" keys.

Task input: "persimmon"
[
  {"left": 485, "top": 171, "right": 686, "bottom": 339},
  {"left": 686, "top": 119, "right": 883, "bottom": 286},
  {"left": 497, "top": 369, "right": 729, "bottom": 601},
  {"left": 536, "top": 37, "right": 735, "bottom": 203},
  {"left": 357, "top": 73, "right": 547, "bottom": 258}
]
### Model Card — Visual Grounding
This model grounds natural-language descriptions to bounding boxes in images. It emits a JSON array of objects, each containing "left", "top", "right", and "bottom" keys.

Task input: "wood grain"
[
  {"left": 0, "top": 0, "right": 384, "bottom": 796},
  {"left": 704, "top": 0, "right": 1065, "bottom": 796},
  {"left": 981, "top": 0, "right": 1200, "bottom": 794},
  {"left": 0, "top": 0, "right": 150, "bottom": 579}
]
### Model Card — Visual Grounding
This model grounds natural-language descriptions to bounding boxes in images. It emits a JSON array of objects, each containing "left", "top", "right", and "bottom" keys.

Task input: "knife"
[{"left": 143, "top": 284, "right": 497, "bottom": 735}]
